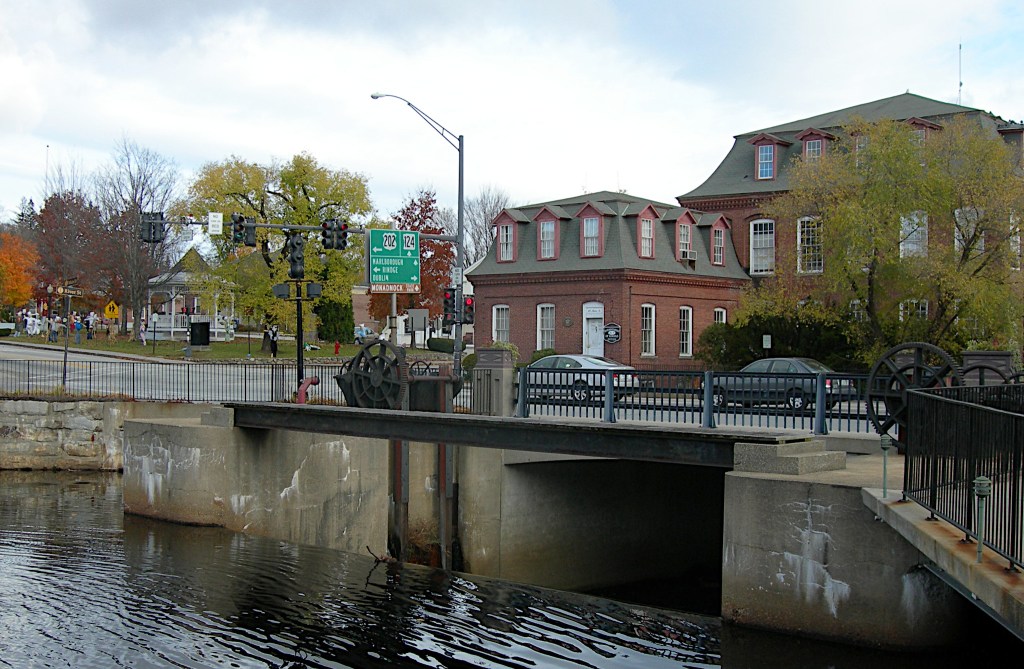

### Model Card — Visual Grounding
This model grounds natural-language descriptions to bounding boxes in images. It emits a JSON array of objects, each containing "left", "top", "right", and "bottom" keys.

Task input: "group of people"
[{"left": 14, "top": 309, "right": 103, "bottom": 343}]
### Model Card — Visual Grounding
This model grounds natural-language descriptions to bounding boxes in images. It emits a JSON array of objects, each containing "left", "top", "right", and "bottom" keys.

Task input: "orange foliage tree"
[{"left": 0, "top": 232, "right": 40, "bottom": 307}]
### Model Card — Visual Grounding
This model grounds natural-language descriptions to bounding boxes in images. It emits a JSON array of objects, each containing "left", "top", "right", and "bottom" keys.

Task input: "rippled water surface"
[{"left": 0, "top": 472, "right": 1018, "bottom": 668}]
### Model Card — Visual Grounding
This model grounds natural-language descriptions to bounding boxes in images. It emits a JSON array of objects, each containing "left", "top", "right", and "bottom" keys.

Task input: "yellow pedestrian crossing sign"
[{"left": 104, "top": 301, "right": 120, "bottom": 320}]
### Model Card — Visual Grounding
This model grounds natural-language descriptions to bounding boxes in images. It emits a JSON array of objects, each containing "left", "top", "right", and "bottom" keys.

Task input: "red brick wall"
[{"left": 470, "top": 272, "right": 745, "bottom": 370}]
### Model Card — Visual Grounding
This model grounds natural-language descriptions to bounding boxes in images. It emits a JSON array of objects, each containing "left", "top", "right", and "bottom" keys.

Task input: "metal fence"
[
  {"left": 0, "top": 359, "right": 475, "bottom": 411},
  {"left": 516, "top": 367, "right": 885, "bottom": 435},
  {"left": 906, "top": 385, "right": 1024, "bottom": 570},
  {"left": 0, "top": 358, "right": 885, "bottom": 433}
]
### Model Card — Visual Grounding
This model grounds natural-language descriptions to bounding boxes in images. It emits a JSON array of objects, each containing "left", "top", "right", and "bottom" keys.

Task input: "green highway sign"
[{"left": 368, "top": 229, "right": 421, "bottom": 294}]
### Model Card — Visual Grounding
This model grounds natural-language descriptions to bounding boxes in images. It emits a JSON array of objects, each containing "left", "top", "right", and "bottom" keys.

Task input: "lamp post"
[{"left": 371, "top": 92, "right": 466, "bottom": 376}]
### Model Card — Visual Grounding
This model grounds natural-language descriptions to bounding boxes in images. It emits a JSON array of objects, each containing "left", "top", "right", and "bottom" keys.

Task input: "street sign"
[
  {"left": 368, "top": 229, "right": 421, "bottom": 294},
  {"left": 56, "top": 286, "right": 84, "bottom": 297},
  {"left": 604, "top": 322, "right": 622, "bottom": 344},
  {"left": 104, "top": 301, "right": 120, "bottom": 319},
  {"left": 208, "top": 212, "right": 224, "bottom": 235}
]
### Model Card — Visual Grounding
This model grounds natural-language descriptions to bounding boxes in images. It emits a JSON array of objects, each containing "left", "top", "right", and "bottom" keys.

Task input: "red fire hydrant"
[{"left": 334, "top": 341, "right": 341, "bottom": 355}]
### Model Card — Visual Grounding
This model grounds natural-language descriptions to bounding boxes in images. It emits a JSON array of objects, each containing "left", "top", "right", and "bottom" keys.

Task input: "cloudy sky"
[{"left": 1, "top": 0, "right": 1022, "bottom": 225}]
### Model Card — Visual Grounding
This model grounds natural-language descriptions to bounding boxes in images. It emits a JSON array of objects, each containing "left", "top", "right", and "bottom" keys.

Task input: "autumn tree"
[
  {"left": 0, "top": 231, "right": 40, "bottom": 308},
  {"left": 756, "top": 115, "right": 1024, "bottom": 362},
  {"left": 35, "top": 190, "right": 101, "bottom": 292},
  {"left": 184, "top": 153, "right": 371, "bottom": 335},
  {"left": 93, "top": 139, "right": 182, "bottom": 334},
  {"left": 368, "top": 189, "right": 456, "bottom": 326}
]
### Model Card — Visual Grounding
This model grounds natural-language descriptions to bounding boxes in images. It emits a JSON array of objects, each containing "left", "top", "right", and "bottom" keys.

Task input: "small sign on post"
[{"left": 208, "top": 212, "right": 224, "bottom": 236}]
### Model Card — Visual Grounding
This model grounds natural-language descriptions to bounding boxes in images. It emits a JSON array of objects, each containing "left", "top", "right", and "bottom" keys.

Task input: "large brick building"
[
  {"left": 467, "top": 191, "right": 749, "bottom": 368},
  {"left": 678, "top": 92, "right": 1023, "bottom": 276},
  {"left": 469, "top": 93, "right": 1023, "bottom": 367}
]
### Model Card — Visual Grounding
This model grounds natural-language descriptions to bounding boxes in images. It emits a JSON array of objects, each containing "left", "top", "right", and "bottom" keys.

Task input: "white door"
[{"left": 584, "top": 318, "right": 604, "bottom": 356}]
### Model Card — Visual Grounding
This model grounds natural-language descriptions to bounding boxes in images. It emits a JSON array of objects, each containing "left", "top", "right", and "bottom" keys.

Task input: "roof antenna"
[{"left": 958, "top": 43, "right": 963, "bottom": 105}]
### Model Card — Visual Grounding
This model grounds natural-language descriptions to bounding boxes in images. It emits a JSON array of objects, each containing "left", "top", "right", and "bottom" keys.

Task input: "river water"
[{"left": 0, "top": 471, "right": 1017, "bottom": 668}]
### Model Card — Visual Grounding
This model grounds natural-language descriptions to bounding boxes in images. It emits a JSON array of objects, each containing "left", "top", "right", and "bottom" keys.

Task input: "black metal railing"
[
  {"left": 906, "top": 385, "right": 1024, "bottom": 570},
  {"left": 516, "top": 367, "right": 884, "bottom": 434}
]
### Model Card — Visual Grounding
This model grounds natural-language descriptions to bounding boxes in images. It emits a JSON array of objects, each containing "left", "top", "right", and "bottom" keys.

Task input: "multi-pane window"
[
  {"left": 899, "top": 299, "right": 929, "bottom": 322},
  {"left": 537, "top": 304, "right": 555, "bottom": 350},
  {"left": 713, "top": 229, "right": 724, "bottom": 264},
  {"left": 582, "top": 216, "right": 600, "bottom": 256},
  {"left": 797, "top": 217, "right": 823, "bottom": 273},
  {"left": 640, "top": 304, "right": 655, "bottom": 356},
  {"left": 757, "top": 144, "right": 774, "bottom": 179},
  {"left": 850, "top": 300, "right": 867, "bottom": 322},
  {"left": 640, "top": 218, "right": 654, "bottom": 257},
  {"left": 492, "top": 305, "right": 510, "bottom": 343},
  {"left": 714, "top": 307, "right": 727, "bottom": 324},
  {"left": 539, "top": 220, "right": 555, "bottom": 259},
  {"left": 804, "top": 139, "right": 822, "bottom": 161},
  {"left": 750, "top": 219, "right": 775, "bottom": 274},
  {"left": 954, "top": 207, "right": 984, "bottom": 258},
  {"left": 900, "top": 211, "right": 928, "bottom": 258},
  {"left": 678, "top": 306, "right": 692, "bottom": 357},
  {"left": 677, "top": 223, "right": 692, "bottom": 258},
  {"left": 498, "top": 224, "right": 514, "bottom": 261}
]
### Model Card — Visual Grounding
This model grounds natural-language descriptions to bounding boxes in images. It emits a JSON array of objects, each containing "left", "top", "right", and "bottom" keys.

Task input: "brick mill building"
[
  {"left": 467, "top": 191, "right": 749, "bottom": 369},
  {"left": 678, "top": 92, "right": 1023, "bottom": 278}
]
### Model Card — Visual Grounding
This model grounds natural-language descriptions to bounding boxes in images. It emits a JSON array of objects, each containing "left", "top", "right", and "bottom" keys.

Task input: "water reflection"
[{"left": 0, "top": 472, "right": 1018, "bottom": 668}]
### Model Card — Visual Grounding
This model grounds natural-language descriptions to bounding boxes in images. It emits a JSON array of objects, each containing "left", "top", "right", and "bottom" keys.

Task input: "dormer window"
[
  {"left": 538, "top": 219, "right": 556, "bottom": 259},
  {"left": 497, "top": 222, "right": 515, "bottom": 262},
  {"left": 639, "top": 217, "right": 654, "bottom": 258},
  {"left": 748, "top": 133, "right": 791, "bottom": 181},
  {"left": 582, "top": 216, "right": 601, "bottom": 257},
  {"left": 677, "top": 222, "right": 692, "bottom": 260},
  {"left": 757, "top": 145, "right": 774, "bottom": 179},
  {"left": 906, "top": 117, "right": 941, "bottom": 145},
  {"left": 795, "top": 128, "right": 834, "bottom": 163},
  {"left": 713, "top": 229, "right": 724, "bottom": 265}
]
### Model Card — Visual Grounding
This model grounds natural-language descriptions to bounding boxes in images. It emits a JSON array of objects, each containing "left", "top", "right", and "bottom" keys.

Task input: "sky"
[{"left": 1, "top": 0, "right": 1023, "bottom": 226}]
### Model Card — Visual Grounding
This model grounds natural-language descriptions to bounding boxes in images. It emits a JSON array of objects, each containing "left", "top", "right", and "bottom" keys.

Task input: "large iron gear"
[{"left": 866, "top": 342, "right": 963, "bottom": 440}]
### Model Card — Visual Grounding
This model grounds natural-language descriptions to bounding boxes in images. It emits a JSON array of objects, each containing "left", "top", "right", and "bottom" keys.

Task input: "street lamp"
[{"left": 371, "top": 92, "right": 466, "bottom": 376}]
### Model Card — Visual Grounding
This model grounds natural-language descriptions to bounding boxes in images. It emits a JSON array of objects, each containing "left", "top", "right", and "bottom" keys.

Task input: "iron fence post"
[
  {"left": 702, "top": 371, "right": 715, "bottom": 429},
  {"left": 814, "top": 372, "right": 828, "bottom": 435},
  {"left": 604, "top": 370, "right": 615, "bottom": 423},
  {"left": 517, "top": 367, "right": 529, "bottom": 418},
  {"left": 974, "top": 475, "right": 992, "bottom": 563}
]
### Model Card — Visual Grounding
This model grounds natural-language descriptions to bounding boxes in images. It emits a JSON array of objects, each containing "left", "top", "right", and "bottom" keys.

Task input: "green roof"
[
  {"left": 468, "top": 191, "right": 749, "bottom": 281},
  {"left": 678, "top": 92, "right": 992, "bottom": 203}
]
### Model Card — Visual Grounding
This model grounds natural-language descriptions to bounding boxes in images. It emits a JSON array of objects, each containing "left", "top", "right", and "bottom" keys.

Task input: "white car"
[{"left": 526, "top": 354, "right": 641, "bottom": 401}]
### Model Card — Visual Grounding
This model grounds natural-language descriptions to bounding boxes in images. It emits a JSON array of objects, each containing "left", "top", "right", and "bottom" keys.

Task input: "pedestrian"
[
  {"left": 139, "top": 320, "right": 147, "bottom": 346},
  {"left": 270, "top": 325, "right": 279, "bottom": 358}
]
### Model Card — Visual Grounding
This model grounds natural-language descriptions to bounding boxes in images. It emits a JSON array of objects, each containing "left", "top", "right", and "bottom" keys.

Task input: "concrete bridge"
[{"left": 112, "top": 401, "right": 1024, "bottom": 649}]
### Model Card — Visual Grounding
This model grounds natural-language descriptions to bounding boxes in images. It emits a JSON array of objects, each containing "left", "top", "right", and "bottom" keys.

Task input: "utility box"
[
  {"left": 189, "top": 321, "right": 211, "bottom": 347},
  {"left": 471, "top": 348, "right": 516, "bottom": 416}
]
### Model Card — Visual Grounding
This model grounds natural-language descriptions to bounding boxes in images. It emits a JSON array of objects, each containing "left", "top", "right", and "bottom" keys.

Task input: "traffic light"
[
  {"left": 231, "top": 213, "right": 245, "bottom": 243},
  {"left": 140, "top": 211, "right": 165, "bottom": 243},
  {"left": 243, "top": 218, "right": 257, "bottom": 247},
  {"left": 443, "top": 287, "right": 456, "bottom": 326},
  {"left": 462, "top": 296, "right": 475, "bottom": 324},
  {"left": 321, "top": 219, "right": 335, "bottom": 249},
  {"left": 287, "top": 234, "right": 306, "bottom": 279},
  {"left": 337, "top": 221, "right": 349, "bottom": 250}
]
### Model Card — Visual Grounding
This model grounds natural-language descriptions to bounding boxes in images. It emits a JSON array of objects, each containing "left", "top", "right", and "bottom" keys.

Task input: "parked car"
[
  {"left": 353, "top": 325, "right": 377, "bottom": 344},
  {"left": 711, "top": 357, "right": 857, "bottom": 410},
  {"left": 526, "top": 354, "right": 642, "bottom": 401}
]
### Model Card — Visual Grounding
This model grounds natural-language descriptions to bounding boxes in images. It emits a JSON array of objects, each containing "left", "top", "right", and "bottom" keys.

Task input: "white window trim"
[
  {"left": 757, "top": 144, "right": 774, "bottom": 179},
  {"left": 492, "top": 304, "right": 510, "bottom": 343},
  {"left": 677, "top": 222, "right": 691, "bottom": 257},
  {"left": 498, "top": 224, "right": 514, "bottom": 261},
  {"left": 583, "top": 216, "right": 599, "bottom": 256},
  {"left": 640, "top": 303, "right": 656, "bottom": 357},
  {"left": 679, "top": 306, "right": 693, "bottom": 357},
  {"left": 536, "top": 303, "right": 555, "bottom": 351},
  {"left": 713, "top": 228, "right": 724, "bottom": 265},
  {"left": 539, "top": 220, "right": 555, "bottom": 259},
  {"left": 640, "top": 218, "right": 654, "bottom": 257},
  {"left": 899, "top": 211, "right": 928, "bottom": 258},
  {"left": 797, "top": 216, "right": 823, "bottom": 274},
  {"left": 804, "top": 138, "right": 822, "bottom": 160},
  {"left": 713, "top": 307, "right": 727, "bottom": 324},
  {"left": 750, "top": 218, "right": 775, "bottom": 275}
]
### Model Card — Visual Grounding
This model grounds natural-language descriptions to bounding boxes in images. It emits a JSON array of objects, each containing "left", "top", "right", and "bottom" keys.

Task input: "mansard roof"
[
  {"left": 678, "top": 92, "right": 991, "bottom": 203},
  {"left": 468, "top": 191, "right": 749, "bottom": 281}
]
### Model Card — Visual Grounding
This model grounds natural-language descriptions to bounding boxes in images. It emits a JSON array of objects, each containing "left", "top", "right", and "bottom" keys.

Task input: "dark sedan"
[{"left": 711, "top": 357, "right": 857, "bottom": 410}]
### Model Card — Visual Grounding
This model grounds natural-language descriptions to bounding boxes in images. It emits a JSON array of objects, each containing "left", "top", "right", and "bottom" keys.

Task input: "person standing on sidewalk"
[{"left": 270, "top": 325, "right": 279, "bottom": 358}]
